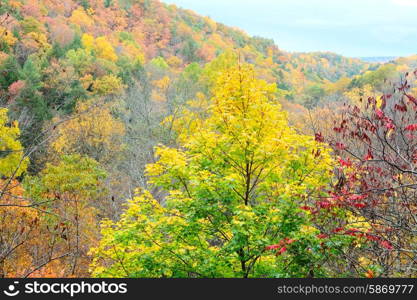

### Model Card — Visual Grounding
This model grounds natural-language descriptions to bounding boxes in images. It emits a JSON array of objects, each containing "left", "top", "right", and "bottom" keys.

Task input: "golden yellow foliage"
[
  {"left": 0, "top": 108, "right": 28, "bottom": 177},
  {"left": 95, "top": 37, "right": 118, "bottom": 62},
  {"left": 93, "top": 75, "right": 125, "bottom": 96},
  {"left": 91, "top": 65, "right": 336, "bottom": 278},
  {"left": 81, "top": 34, "right": 118, "bottom": 62},
  {"left": 50, "top": 100, "right": 125, "bottom": 163},
  {"left": 70, "top": 7, "right": 94, "bottom": 29},
  {"left": 81, "top": 33, "right": 95, "bottom": 50},
  {"left": 344, "top": 84, "right": 376, "bottom": 109},
  {"left": 26, "top": 32, "right": 51, "bottom": 52},
  {"left": 167, "top": 56, "right": 183, "bottom": 69},
  {"left": 152, "top": 76, "right": 170, "bottom": 91},
  {"left": 0, "top": 26, "right": 17, "bottom": 47}
]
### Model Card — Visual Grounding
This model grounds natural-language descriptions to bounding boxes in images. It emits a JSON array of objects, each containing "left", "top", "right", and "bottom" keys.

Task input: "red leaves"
[
  {"left": 354, "top": 203, "right": 366, "bottom": 209},
  {"left": 314, "top": 75, "right": 413, "bottom": 268},
  {"left": 332, "top": 227, "right": 344, "bottom": 233},
  {"left": 265, "top": 244, "right": 281, "bottom": 251},
  {"left": 362, "top": 234, "right": 394, "bottom": 251},
  {"left": 266, "top": 238, "right": 296, "bottom": 255},
  {"left": 301, "top": 205, "right": 319, "bottom": 214},
  {"left": 375, "top": 109, "right": 385, "bottom": 120},
  {"left": 405, "top": 124, "right": 417, "bottom": 131},
  {"left": 348, "top": 194, "right": 367, "bottom": 201},
  {"left": 344, "top": 228, "right": 360, "bottom": 237},
  {"left": 335, "top": 143, "right": 346, "bottom": 150},
  {"left": 385, "top": 121, "right": 395, "bottom": 130},
  {"left": 365, "top": 270, "right": 375, "bottom": 278},
  {"left": 364, "top": 149, "right": 374, "bottom": 161},
  {"left": 300, "top": 205, "right": 313, "bottom": 212},
  {"left": 398, "top": 81, "right": 410, "bottom": 92},
  {"left": 343, "top": 194, "right": 368, "bottom": 209},
  {"left": 365, "top": 234, "right": 380, "bottom": 242},
  {"left": 380, "top": 240, "right": 394, "bottom": 251},
  {"left": 373, "top": 109, "right": 396, "bottom": 131},
  {"left": 361, "top": 132, "right": 372, "bottom": 144},
  {"left": 405, "top": 94, "right": 417, "bottom": 106},
  {"left": 339, "top": 158, "right": 352, "bottom": 168},
  {"left": 315, "top": 132, "right": 324, "bottom": 143},
  {"left": 278, "top": 247, "right": 287, "bottom": 255},
  {"left": 394, "top": 104, "right": 407, "bottom": 112},
  {"left": 317, "top": 201, "right": 332, "bottom": 209}
]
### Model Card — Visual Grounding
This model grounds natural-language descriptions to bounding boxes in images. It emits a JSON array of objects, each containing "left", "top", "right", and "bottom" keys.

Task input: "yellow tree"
[
  {"left": 81, "top": 34, "right": 118, "bottom": 62},
  {"left": 0, "top": 109, "right": 28, "bottom": 178},
  {"left": 90, "top": 65, "right": 349, "bottom": 278},
  {"left": 50, "top": 99, "right": 125, "bottom": 164},
  {"left": 0, "top": 108, "right": 36, "bottom": 278}
]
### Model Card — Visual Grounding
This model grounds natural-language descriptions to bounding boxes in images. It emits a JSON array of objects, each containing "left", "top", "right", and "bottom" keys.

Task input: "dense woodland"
[{"left": 0, "top": 0, "right": 417, "bottom": 278}]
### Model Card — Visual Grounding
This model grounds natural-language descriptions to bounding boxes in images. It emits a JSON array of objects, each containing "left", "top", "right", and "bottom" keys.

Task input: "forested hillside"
[{"left": 0, "top": 0, "right": 416, "bottom": 278}]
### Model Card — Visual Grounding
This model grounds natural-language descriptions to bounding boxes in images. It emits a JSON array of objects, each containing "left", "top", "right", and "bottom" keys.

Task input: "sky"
[{"left": 162, "top": 0, "right": 417, "bottom": 58}]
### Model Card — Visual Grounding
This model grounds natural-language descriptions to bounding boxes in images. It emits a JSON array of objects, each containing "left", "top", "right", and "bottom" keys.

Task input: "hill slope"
[
  {"left": 0, "top": 0, "right": 377, "bottom": 170},
  {"left": 1, "top": 0, "right": 370, "bottom": 107}
]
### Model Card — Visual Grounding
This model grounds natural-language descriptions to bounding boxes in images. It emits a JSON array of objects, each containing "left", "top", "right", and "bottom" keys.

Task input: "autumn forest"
[{"left": 0, "top": 0, "right": 417, "bottom": 278}]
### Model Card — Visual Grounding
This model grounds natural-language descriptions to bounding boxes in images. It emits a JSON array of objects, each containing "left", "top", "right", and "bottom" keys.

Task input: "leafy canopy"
[
  {"left": 0, "top": 108, "right": 28, "bottom": 177},
  {"left": 91, "top": 65, "right": 334, "bottom": 278}
]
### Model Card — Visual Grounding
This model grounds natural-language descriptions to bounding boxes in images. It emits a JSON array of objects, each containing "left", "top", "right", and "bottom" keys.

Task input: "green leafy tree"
[
  {"left": 24, "top": 154, "right": 107, "bottom": 276},
  {"left": 90, "top": 65, "right": 341, "bottom": 278}
]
